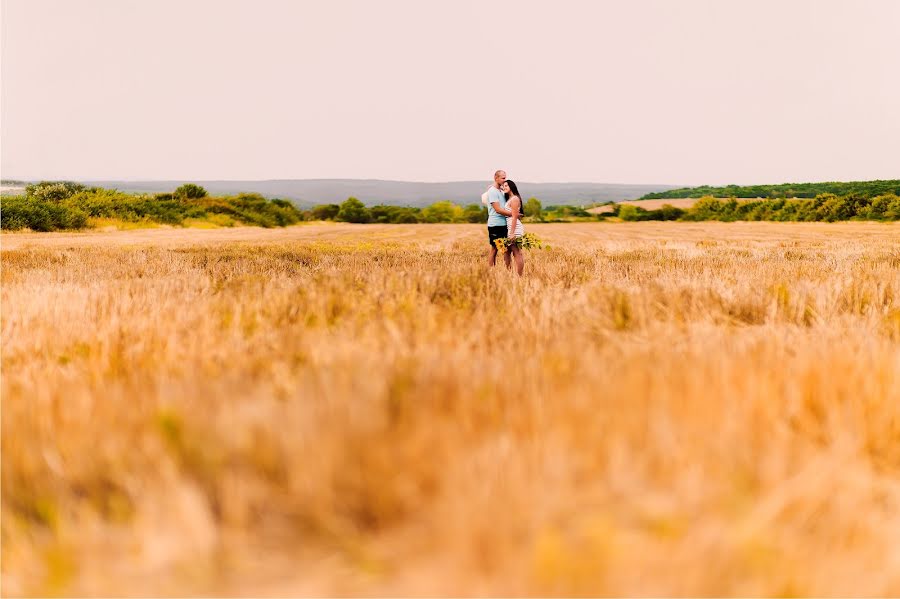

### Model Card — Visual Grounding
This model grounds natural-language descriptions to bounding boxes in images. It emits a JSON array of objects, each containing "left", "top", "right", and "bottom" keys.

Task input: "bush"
[
  {"left": 618, "top": 205, "right": 647, "bottom": 221},
  {"left": 421, "top": 201, "right": 464, "bottom": 223},
  {"left": 463, "top": 204, "right": 487, "bottom": 223},
  {"left": 310, "top": 204, "right": 340, "bottom": 220},
  {"left": 684, "top": 197, "right": 731, "bottom": 221},
  {"left": 194, "top": 193, "right": 301, "bottom": 228},
  {"left": 337, "top": 197, "right": 370, "bottom": 223},
  {"left": 370, "top": 205, "right": 422, "bottom": 224},
  {"left": 2, "top": 187, "right": 305, "bottom": 230},
  {"left": 174, "top": 184, "right": 208, "bottom": 199},
  {"left": 885, "top": 195, "right": 900, "bottom": 220},
  {"left": 525, "top": 197, "right": 542, "bottom": 219},
  {"left": 657, "top": 204, "right": 685, "bottom": 221},
  {"left": 25, "top": 181, "right": 87, "bottom": 203},
  {"left": 391, "top": 209, "right": 421, "bottom": 224},
  {"left": 543, "top": 205, "right": 591, "bottom": 219},
  {"left": 1, "top": 196, "right": 88, "bottom": 231}
]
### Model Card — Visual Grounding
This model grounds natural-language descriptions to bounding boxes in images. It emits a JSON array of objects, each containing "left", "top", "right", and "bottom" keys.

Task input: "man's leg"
[
  {"left": 488, "top": 245, "right": 498, "bottom": 266},
  {"left": 503, "top": 248, "right": 512, "bottom": 268}
]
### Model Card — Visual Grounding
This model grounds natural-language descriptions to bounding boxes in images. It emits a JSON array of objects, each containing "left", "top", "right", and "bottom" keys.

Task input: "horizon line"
[{"left": 3, "top": 176, "right": 898, "bottom": 187}]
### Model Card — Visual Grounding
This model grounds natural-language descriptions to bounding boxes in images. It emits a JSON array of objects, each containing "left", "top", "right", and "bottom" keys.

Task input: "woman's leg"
[{"left": 512, "top": 244, "right": 525, "bottom": 276}]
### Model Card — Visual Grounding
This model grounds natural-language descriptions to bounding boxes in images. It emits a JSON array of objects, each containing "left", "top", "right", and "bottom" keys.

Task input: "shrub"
[
  {"left": 525, "top": 197, "right": 542, "bottom": 219},
  {"left": 2, "top": 187, "right": 305, "bottom": 230},
  {"left": 885, "top": 195, "right": 900, "bottom": 220},
  {"left": 391, "top": 209, "right": 421, "bottom": 224},
  {"left": 685, "top": 197, "right": 729, "bottom": 221},
  {"left": 370, "top": 205, "right": 422, "bottom": 224},
  {"left": 310, "top": 204, "right": 340, "bottom": 220},
  {"left": 25, "top": 181, "right": 87, "bottom": 203},
  {"left": 543, "top": 205, "right": 591, "bottom": 219},
  {"left": 174, "top": 184, "right": 208, "bottom": 199},
  {"left": 421, "top": 201, "right": 464, "bottom": 223},
  {"left": 657, "top": 204, "right": 685, "bottom": 221},
  {"left": 618, "top": 204, "right": 647, "bottom": 221},
  {"left": 337, "top": 197, "right": 370, "bottom": 223},
  {"left": 1, "top": 196, "right": 88, "bottom": 230},
  {"left": 463, "top": 204, "right": 487, "bottom": 223}
]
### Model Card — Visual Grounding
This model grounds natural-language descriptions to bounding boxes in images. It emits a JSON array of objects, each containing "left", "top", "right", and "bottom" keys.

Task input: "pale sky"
[{"left": 2, "top": 0, "right": 898, "bottom": 185}]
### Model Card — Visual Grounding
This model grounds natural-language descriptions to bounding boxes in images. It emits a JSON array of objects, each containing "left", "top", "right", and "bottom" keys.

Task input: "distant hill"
[
  {"left": 640, "top": 179, "right": 900, "bottom": 200},
  {"left": 80, "top": 179, "right": 680, "bottom": 207}
]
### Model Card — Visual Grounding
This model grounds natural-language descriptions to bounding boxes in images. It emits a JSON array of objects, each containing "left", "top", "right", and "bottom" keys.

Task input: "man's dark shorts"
[{"left": 488, "top": 225, "right": 507, "bottom": 248}]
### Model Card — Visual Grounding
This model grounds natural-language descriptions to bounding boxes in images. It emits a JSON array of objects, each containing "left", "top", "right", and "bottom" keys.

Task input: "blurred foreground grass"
[{"left": 2, "top": 222, "right": 900, "bottom": 596}]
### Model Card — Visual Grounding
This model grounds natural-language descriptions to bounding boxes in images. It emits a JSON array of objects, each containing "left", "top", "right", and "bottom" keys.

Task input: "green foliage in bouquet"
[{"left": 493, "top": 232, "right": 544, "bottom": 254}]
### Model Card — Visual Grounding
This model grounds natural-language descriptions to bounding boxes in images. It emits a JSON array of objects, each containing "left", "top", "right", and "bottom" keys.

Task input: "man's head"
[{"left": 493, "top": 170, "right": 507, "bottom": 188}]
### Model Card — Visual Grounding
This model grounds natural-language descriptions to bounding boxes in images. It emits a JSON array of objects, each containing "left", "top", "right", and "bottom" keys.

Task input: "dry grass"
[{"left": 2, "top": 222, "right": 900, "bottom": 597}]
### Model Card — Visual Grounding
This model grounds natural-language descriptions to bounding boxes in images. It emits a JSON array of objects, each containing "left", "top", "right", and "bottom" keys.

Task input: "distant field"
[
  {"left": 588, "top": 198, "right": 702, "bottom": 213},
  {"left": 585, "top": 197, "right": 814, "bottom": 214},
  {"left": 4, "top": 220, "right": 891, "bottom": 250},
  {"left": 3, "top": 222, "right": 900, "bottom": 596}
]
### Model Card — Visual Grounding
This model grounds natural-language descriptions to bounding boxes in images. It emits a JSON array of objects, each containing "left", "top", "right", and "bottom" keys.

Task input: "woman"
[{"left": 500, "top": 180, "right": 525, "bottom": 276}]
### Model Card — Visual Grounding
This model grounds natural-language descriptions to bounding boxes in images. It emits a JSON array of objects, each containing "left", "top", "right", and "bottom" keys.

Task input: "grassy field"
[{"left": 2, "top": 222, "right": 900, "bottom": 596}]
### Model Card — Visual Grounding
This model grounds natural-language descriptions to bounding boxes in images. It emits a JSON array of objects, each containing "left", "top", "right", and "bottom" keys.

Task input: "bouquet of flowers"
[{"left": 494, "top": 232, "right": 544, "bottom": 254}]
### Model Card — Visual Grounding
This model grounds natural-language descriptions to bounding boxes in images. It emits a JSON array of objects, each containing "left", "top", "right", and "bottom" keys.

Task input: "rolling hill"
[{"left": 79, "top": 179, "right": 680, "bottom": 207}]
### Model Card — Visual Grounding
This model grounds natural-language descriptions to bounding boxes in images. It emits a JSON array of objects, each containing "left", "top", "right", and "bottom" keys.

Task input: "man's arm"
[{"left": 492, "top": 201, "right": 513, "bottom": 217}]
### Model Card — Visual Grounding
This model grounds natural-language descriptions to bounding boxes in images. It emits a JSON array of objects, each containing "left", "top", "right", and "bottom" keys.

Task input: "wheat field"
[{"left": 2, "top": 222, "right": 900, "bottom": 597}]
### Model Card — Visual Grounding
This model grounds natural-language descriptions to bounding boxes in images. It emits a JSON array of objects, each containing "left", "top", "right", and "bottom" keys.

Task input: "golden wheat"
[{"left": 2, "top": 222, "right": 899, "bottom": 596}]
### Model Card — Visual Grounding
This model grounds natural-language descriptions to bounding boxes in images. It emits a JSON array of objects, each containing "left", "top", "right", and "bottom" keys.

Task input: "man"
[{"left": 485, "top": 169, "right": 514, "bottom": 267}]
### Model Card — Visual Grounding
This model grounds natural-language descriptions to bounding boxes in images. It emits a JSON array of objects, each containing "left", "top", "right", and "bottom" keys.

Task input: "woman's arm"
[{"left": 507, "top": 197, "right": 520, "bottom": 237}]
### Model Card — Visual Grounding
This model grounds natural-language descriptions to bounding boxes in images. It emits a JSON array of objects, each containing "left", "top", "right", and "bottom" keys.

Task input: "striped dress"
[{"left": 507, "top": 197, "right": 525, "bottom": 238}]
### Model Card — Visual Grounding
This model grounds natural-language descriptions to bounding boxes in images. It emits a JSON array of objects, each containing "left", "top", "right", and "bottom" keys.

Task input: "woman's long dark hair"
[{"left": 504, "top": 180, "right": 526, "bottom": 217}]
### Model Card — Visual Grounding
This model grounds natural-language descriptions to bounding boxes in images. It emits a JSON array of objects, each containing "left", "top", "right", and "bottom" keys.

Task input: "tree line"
[
  {"left": 0, "top": 184, "right": 562, "bottom": 230},
  {"left": 615, "top": 194, "right": 900, "bottom": 222},
  {"left": 640, "top": 179, "right": 900, "bottom": 200},
  {"left": 304, "top": 196, "right": 556, "bottom": 223},
  {"left": 1, "top": 182, "right": 303, "bottom": 231},
  {"left": 4, "top": 182, "right": 897, "bottom": 231}
]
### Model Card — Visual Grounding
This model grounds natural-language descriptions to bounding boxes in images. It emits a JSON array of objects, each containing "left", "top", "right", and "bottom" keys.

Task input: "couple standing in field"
[{"left": 482, "top": 169, "right": 526, "bottom": 275}]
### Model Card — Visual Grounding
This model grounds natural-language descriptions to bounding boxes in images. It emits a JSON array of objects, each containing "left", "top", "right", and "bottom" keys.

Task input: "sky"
[{"left": 1, "top": 0, "right": 898, "bottom": 185}]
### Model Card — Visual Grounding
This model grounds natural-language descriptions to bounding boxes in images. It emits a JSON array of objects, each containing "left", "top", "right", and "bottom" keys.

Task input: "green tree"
[
  {"left": 463, "top": 203, "right": 487, "bottom": 223},
  {"left": 389, "top": 207, "right": 420, "bottom": 223},
  {"left": 174, "top": 183, "right": 208, "bottom": 199},
  {"left": 887, "top": 195, "right": 900, "bottom": 220},
  {"left": 311, "top": 204, "right": 340, "bottom": 220},
  {"left": 869, "top": 195, "right": 893, "bottom": 219},
  {"left": 524, "top": 197, "right": 542, "bottom": 219},
  {"left": 368, "top": 204, "right": 395, "bottom": 223},
  {"left": 618, "top": 204, "right": 648, "bottom": 221},
  {"left": 641, "top": 179, "right": 900, "bottom": 201},
  {"left": 657, "top": 204, "right": 685, "bottom": 220},
  {"left": 337, "top": 197, "right": 370, "bottom": 223},
  {"left": 421, "top": 201, "right": 464, "bottom": 223}
]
